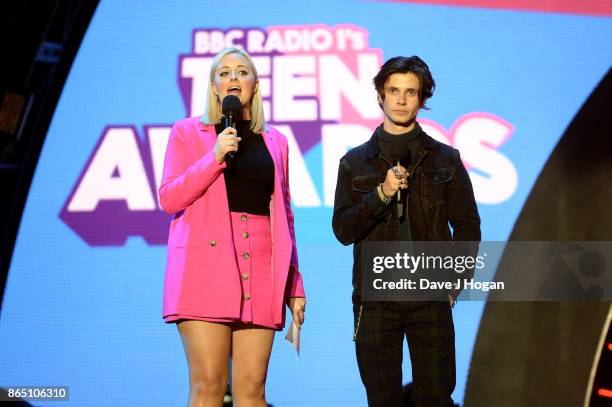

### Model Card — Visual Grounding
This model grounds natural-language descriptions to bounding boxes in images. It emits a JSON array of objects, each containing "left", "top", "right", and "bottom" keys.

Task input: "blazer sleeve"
[
  {"left": 278, "top": 131, "right": 305, "bottom": 298},
  {"left": 158, "top": 120, "right": 227, "bottom": 214}
]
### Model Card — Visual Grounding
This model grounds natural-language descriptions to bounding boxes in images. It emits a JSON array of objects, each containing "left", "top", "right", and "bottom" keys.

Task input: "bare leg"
[
  {"left": 231, "top": 324, "right": 275, "bottom": 407},
  {"left": 177, "top": 320, "right": 232, "bottom": 407}
]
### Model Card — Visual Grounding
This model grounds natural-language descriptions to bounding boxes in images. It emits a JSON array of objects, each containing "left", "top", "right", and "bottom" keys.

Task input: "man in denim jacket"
[{"left": 332, "top": 56, "right": 481, "bottom": 407}]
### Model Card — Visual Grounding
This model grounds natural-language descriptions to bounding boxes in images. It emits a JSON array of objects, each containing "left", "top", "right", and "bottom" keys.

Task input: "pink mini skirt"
[{"left": 166, "top": 212, "right": 279, "bottom": 329}]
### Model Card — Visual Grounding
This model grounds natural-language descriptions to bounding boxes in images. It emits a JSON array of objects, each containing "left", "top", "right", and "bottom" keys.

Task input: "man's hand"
[{"left": 382, "top": 165, "right": 409, "bottom": 197}]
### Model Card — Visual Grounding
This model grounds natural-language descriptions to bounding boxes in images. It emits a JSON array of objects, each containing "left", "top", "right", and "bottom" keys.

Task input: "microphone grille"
[{"left": 222, "top": 95, "right": 242, "bottom": 114}]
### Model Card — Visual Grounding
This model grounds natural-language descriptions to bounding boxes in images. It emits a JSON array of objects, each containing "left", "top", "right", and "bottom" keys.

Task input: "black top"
[{"left": 215, "top": 120, "right": 274, "bottom": 215}]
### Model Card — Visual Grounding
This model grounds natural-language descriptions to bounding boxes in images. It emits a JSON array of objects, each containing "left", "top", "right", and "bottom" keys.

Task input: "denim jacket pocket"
[
  {"left": 421, "top": 168, "right": 451, "bottom": 207},
  {"left": 351, "top": 173, "right": 379, "bottom": 193}
]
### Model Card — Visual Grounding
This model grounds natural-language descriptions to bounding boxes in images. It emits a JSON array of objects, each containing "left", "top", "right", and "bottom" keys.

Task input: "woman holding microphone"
[{"left": 159, "top": 47, "right": 306, "bottom": 407}]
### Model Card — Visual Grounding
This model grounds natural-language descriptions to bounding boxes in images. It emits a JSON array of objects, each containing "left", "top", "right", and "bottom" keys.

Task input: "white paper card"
[{"left": 284, "top": 319, "right": 301, "bottom": 356}]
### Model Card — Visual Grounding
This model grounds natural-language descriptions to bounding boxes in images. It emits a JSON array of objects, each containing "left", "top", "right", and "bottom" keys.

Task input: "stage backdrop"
[{"left": 1, "top": 0, "right": 610, "bottom": 405}]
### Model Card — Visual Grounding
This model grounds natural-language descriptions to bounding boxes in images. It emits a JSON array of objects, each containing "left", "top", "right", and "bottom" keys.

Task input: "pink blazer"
[{"left": 159, "top": 116, "right": 305, "bottom": 327}]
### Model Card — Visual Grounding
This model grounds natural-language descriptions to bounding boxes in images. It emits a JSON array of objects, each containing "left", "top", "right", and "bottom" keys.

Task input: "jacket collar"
[
  {"left": 198, "top": 119, "right": 215, "bottom": 133},
  {"left": 365, "top": 121, "right": 439, "bottom": 160}
]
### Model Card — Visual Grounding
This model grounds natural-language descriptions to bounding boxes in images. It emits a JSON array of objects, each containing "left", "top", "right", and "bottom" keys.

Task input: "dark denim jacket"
[{"left": 332, "top": 124, "right": 481, "bottom": 302}]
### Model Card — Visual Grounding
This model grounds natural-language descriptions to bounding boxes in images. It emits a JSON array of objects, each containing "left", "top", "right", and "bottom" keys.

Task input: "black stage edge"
[{"left": 465, "top": 70, "right": 612, "bottom": 406}]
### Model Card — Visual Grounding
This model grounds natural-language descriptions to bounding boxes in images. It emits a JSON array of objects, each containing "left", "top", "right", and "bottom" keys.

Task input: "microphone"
[
  {"left": 221, "top": 95, "right": 242, "bottom": 165},
  {"left": 390, "top": 146, "right": 411, "bottom": 219}
]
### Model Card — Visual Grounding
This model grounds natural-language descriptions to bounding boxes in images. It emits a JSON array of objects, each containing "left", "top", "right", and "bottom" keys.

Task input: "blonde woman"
[{"left": 160, "top": 47, "right": 306, "bottom": 406}]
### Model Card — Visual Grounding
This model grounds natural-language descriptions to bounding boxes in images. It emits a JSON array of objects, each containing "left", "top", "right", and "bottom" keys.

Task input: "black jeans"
[{"left": 353, "top": 301, "right": 455, "bottom": 407}]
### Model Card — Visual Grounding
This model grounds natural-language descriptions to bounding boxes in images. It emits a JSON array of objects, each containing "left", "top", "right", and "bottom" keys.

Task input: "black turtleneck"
[
  {"left": 215, "top": 120, "right": 274, "bottom": 215},
  {"left": 377, "top": 122, "right": 422, "bottom": 168}
]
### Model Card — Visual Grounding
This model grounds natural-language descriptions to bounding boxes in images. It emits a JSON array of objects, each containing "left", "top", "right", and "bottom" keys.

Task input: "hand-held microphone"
[
  {"left": 390, "top": 148, "right": 411, "bottom": 219},
  {"left": 221, "top": 95, "right": 242, "bottom": 165}
]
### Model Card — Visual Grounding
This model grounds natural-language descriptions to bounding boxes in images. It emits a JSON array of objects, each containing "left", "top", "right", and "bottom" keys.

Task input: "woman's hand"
[
  {"left": 287, "top": 297, "right": 306, "bottom": 328},
  {"left": 214, "top": 127, "right": 241, "bottom": 163}
]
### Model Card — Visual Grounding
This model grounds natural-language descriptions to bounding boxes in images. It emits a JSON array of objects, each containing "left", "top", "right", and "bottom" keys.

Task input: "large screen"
[{"left": 1, "top": 1, "right": 610, "bottom": 405}]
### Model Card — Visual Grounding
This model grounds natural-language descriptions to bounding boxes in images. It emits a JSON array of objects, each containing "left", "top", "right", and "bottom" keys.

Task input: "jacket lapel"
[{"left": 262, "top": 128, "right": 284, "bottom": 188}]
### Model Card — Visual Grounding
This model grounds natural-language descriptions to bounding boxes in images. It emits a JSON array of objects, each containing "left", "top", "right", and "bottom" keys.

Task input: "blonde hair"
[{"left": 200, "top": 47, "right": 265, "bottom": 134}]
